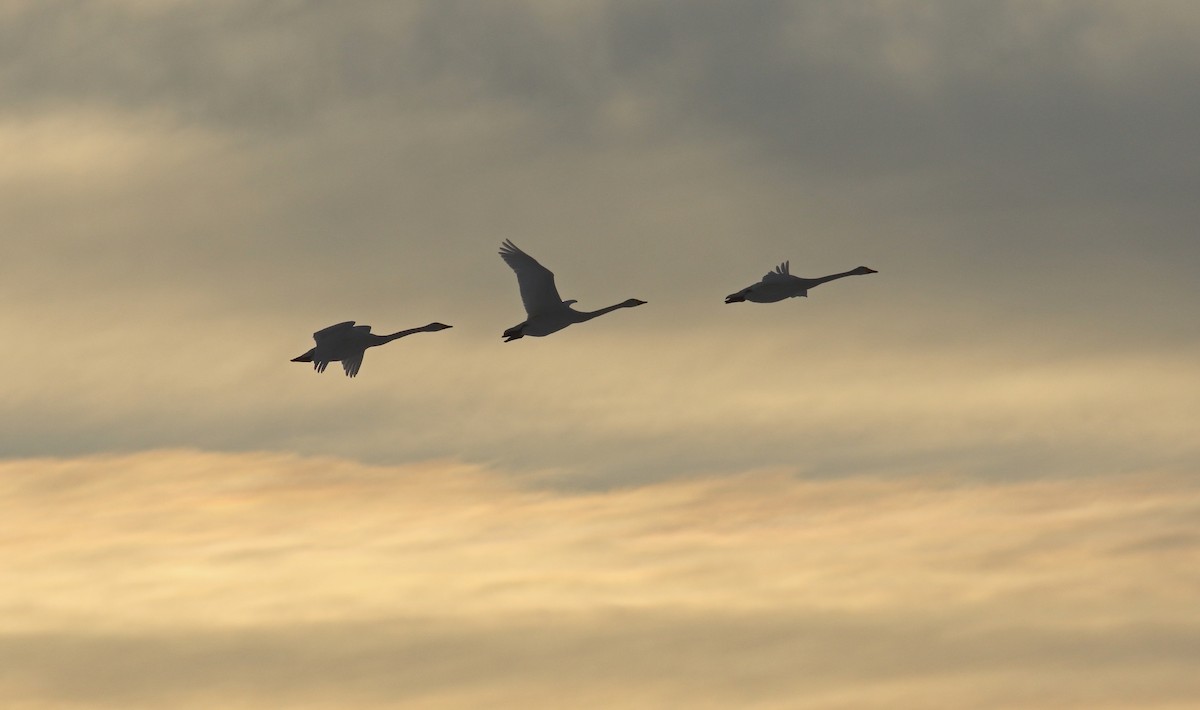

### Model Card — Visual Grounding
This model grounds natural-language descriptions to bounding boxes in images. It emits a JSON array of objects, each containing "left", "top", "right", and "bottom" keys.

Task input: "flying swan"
[
  {"left": 725, "top": 262, "right": 877, "bottom": 304},
  {"left": 291, "top": 321, "right": 452, "bottom": 377},
  {"left": 499, "top": 240, "right": 646, "bottom": 342}
]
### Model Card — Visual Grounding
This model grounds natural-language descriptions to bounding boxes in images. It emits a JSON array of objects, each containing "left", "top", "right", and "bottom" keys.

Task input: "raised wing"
[
  {"left": 500, "top": 240, "right": 564, "bottom": 317},
  {"left": 313, "top": 321, "right": 357, "bottom": 343},
  {"left": 761, "top": 261, "right": 792, "bottom": 283},
  {"left": 342, "top": 351, "right": 364, "bottom": 378}
]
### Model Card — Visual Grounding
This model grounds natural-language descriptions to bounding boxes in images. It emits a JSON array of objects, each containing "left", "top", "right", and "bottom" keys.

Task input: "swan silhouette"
[
  {"left": 499, "top": 239, "right": 646, "bottom": 342},
  {"left": 291, "top": 321, "right": 452, "bottom": 377},
  {"left": 725, "top": 262, "right": 877, "bottom": 304}
]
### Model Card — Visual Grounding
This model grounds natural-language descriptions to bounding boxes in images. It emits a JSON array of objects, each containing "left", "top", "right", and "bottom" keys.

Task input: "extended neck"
[
  {"left": 370, "top": 327, "right": 427, "bottom": 346},
  {"left": 574, "top": 301, "right": 640, "bottom": 322},
  {"left": 812, "top": 269, "right": 863, "bottom": 286}
]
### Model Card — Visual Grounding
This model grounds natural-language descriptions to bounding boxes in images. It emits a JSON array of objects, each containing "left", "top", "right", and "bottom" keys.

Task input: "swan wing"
[
  {"left": 313, "top": 321, "right": 357, "bottom": 344},
  {"left": 342, "top": 351, "right": 364, "bottom": 378},
  {"left": 761, "top": 261, "right": 791, "bottom": 283},
  {"left": 500, "top": 240, "right": 564, "bottom": 317}
]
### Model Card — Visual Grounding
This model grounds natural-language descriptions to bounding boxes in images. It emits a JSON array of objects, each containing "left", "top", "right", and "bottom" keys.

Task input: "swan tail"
[
  {"left": 725, "top": 291, "right": 748, "bottom": 304},
  {"left": 291, "top": 349, "right": 315, "bottom": 363}
]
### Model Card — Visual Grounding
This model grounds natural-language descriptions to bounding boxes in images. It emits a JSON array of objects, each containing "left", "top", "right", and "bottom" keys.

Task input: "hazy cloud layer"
[
  {"left": 6, "top": 1, "right": 1199, "bottom": 301},
  {"left": 2, "top": 451, "right": 1199, "bottom": 708}
]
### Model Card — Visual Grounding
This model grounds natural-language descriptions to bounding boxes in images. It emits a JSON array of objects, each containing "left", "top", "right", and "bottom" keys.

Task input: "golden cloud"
[{"left": 1, "top": 451, "right": 1198, "bottom": 707}]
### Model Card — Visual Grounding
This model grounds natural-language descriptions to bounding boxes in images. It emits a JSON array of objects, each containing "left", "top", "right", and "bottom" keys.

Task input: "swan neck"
[
  {"left": 374, "top": 327, "right": 423, "bottom": 345},
  {"left": 575, "top": 302, "right": 631, "bottom": 321},
  {"left": 812, "top": 269, "right": 860, "bottom": 285}
]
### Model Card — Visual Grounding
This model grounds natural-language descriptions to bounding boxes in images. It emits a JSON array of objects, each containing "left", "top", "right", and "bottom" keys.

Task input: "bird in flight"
[
  {"left": 499, "top": 239, "right": 646, "bottom": 342},
  {"left": 291, "top": 321, "right": 452, "bottom": 377},
  {"left": 725, "top": 261, "right": 877, "bottom": 304}
]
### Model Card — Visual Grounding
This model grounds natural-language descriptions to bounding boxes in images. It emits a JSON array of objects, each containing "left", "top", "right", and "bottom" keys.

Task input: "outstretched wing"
[
  {"left": 499, "top": 240, "right": 564, "bottom": 317},
  {"left": 761, "top": 261, "right": 792, "bottom": 283},
  {"left": 342, "top": 351, "right": 364, "bottom": 378},
  {"left": 313, "top": 321, "right": 357, "bottom": 344}
]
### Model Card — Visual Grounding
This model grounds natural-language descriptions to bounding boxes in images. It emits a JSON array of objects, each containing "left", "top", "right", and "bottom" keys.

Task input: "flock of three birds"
[{"left": 292, "top": 240, "right": 878, "bottom": 377}]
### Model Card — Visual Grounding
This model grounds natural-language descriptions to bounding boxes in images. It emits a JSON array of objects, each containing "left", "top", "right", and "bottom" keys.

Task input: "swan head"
[
  {"left": 622, "top": 298, "right": 648, "bottom": 308},
  {"left": 502, "top": 323, "right": 525, "bottom": 342},
  {"left": 424, "top": 322, "right": 453, "bottom": 331},
  {"left": 852, "top": 266, "right": 878, "bottom": 275}
]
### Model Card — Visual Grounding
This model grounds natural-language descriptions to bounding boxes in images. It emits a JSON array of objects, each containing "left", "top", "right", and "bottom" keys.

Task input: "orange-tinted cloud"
[{"left": 2, "top": 450, "right": 1198, "bottom": 707}]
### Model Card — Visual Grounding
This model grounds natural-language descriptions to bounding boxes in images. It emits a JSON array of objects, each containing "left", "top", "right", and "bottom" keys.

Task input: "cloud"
[
  {"left": 7, "top": 0, "right": 1200, "bottom": 294},
  {"left": 4, "top": 613, "right": 1199, "bottom": 709},
  {"left": 1, "top": 450, "right": 1199, "bottom": 707},
  {"left": 8, "top": 1, "right": 1200, "bottom": 204}
]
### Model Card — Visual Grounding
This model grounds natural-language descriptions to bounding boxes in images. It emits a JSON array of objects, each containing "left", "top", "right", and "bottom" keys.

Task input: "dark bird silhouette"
[
  {"left": 725, "top": 262, "right": 877, "bottom": 304},
  {"left": 292, "top": 321, "right": 452, "bottom": 377},
  {"left": 499, "top": 240, "right": 646, "bottom": 342}
]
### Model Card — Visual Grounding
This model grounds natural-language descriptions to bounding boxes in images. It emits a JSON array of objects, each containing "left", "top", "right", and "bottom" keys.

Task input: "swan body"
[
  {"left": 291, "top": 320, "right": 452, "bottom": 377},
  {"left": 725, "top": 261, "right": 877, "bottom": 304},
  {"left": 499, "top": 240, "right": 646, "bottom": 341}
]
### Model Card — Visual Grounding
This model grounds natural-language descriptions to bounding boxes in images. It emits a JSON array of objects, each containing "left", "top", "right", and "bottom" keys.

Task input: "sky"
[{"left": 1, "top": 1, "right": 1199, "bottom": 707}]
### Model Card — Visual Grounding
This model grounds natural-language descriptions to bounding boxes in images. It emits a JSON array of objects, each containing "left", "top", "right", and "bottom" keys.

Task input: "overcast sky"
[{"left": 2, "top": 1, "right": 1199, "bottom": 707}]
